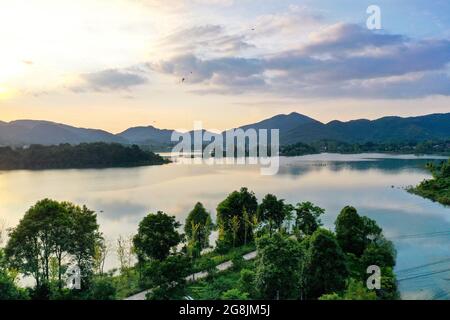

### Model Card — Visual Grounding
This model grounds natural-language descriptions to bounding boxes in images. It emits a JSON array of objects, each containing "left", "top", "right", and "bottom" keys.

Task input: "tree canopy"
[
  {"left": 255, "top": 233, "right": 304, "bottom": 299},
  {"left": 303, "top": 229, "right": 348, "bottom": 299},
  {"left": 184, "top": 202, "right": 213, "bottom": 255},
  {"left": 5, "top": 199, "right": 102, "bottom": 295},
  {"left": 216, "top": 187, "right": 258, "bottom": 247},
  {"left": 258, "top": 194, "right": 287, "bottom": 236},
  {"left": 133, "top": 211, "right": 182, "bottom": 262}
]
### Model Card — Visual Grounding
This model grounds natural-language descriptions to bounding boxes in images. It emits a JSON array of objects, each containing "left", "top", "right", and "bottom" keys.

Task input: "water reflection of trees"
[{"left": 278, "top": 159, "right": 441, "bottom": 177}]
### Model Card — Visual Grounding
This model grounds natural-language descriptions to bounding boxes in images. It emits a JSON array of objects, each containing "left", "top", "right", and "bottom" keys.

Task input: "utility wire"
[
  {"left": 397, "top": 268, "right": 450, "bottom": 282},
  {"left": 396, "top": 258, "right": 450, "bottom": 274},
  {"left": 388, "top": 230, "right": 450, "bottom": 240}
]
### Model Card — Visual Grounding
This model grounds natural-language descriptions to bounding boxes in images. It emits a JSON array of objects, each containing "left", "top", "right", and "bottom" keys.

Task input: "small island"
[
  {"left": 0, "top": 143, "right": 169, "bottom": 170},
  {"left": 408, "top": 158, "right": 450, "bottom": 205}
]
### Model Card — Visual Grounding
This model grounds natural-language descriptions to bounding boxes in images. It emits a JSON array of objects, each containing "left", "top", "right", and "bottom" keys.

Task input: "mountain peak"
[{"left": 238, "top": 112, "right": 321, "bottom": 133}]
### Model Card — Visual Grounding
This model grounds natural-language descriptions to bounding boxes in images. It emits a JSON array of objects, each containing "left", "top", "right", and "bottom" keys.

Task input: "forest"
[{"left": 0, "top": 143, "right": 169, "bottom": 170}]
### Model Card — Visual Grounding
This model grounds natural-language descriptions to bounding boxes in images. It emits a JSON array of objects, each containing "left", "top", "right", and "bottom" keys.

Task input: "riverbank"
[{"left": 408, "top": 158, "right": 450, "bottom": 205}]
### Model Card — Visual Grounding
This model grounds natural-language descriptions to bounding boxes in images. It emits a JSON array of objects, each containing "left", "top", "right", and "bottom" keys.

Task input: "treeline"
[
  {"left": 408, "top": 158, "right": 450, "bottom": 205},
  {"left": 0, "top": 188, "right": 398, "bottom": 300},
  {"left": 0, "top": 143, "right": 169, "bottom": 170},
  {"left": 280, "top": 140, "right": 450, "bottom": 156}
]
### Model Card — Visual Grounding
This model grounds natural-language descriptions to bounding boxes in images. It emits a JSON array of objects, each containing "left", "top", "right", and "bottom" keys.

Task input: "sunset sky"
[{"left": 0, "top": 0, "right": 449, "bottom": 133}]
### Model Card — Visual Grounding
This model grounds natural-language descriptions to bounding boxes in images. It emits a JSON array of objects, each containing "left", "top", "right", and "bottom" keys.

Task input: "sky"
[{"left": 0, "top": 0, "right": 449, "bottom": 133}]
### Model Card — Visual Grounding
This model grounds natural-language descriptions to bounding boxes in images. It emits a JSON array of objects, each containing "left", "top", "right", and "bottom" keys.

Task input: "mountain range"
[{"left": 0, "top": 112, "right": 449, "bottom": 147}]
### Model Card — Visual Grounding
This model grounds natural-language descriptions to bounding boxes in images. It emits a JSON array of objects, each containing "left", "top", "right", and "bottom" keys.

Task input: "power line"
[
  {"left": 396, "top": 258, "right": 450, "bottom": 274},
  {"left": 388, "top": 230, "right": 450, "bottom": 240},
  {"left": 397, "top": 268, "right": 450, "bottom": 282}
]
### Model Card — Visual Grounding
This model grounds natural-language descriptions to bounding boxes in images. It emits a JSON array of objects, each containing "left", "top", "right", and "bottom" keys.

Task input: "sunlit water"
[{"left": 0, "top": 153, "right": 449, "bottom": 300}]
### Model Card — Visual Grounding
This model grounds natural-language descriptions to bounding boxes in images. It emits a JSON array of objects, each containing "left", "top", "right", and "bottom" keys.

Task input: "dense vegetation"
[
  {"left": 280, "top": 140, "right": 450, "bottom": 156},
  {"left": 408, "top": 158, "right": 450, "bottom": 205},
  {"left": 0, "top": 143, "right": 168, "bottom": 170},
  {"left": 0, "top": 187, "right": 399, "bottom": 300}
]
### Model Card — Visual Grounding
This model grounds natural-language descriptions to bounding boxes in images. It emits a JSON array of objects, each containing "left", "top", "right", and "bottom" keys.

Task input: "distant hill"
[
  {"left": 0, "top": 113, "right": 449, "bottom": 147},
  {"left": 117, "top": 126, "right": 175, "bottom": 146},
  {"left": 282, "top": 113, "right": 450, "bottom": 145},
  {"left": 0, "top": 120, "right": 125, "bottom": 146},
  {"left": 239, "top": 112, "right": 321, "bottom": 132}
]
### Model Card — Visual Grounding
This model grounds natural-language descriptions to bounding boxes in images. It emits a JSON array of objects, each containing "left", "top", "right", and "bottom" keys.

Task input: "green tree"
[
  {"left": 144, "top": 255, "right": 192, "bottom": 300},
  {"left": 65, "top": 203, "right": 102, "bottom": 290},
  {"left": 5, "top": 199, "right": 65, "bottom": 288},
  {"left": 258, "top": 194, "right": 287, "bottom": 236},
  {"left": 216, "top": 187, "right": 258, "bottom": 247},
  {"left": 335, "top": 206, "right": 382, "bottom": 256},
  {"left": 255, "top": 233, "right": 303, "bottom": 299},
  {"left": 294, "top": 202, "right": 325, "bottom": 236},
  {"left": 5, "top": 199, "right": 101, "bottom": 295},
  {"left": 360, "top": 238, "right": 396, "bottom": 271},
  {"left": 0, "top": 249, "right": 27, "bottom": 300},
  {"left": 184, "top": 202, "right": 213, "bottom": 249},
  {"left": 304, "top": 229, "right": 348, "bottom": 299},
  {"left": 186, "top": 222, "right": 202, "bottom": 259},
  {"left": 133, "top": 211, "right": 182, "bottom": 262}
]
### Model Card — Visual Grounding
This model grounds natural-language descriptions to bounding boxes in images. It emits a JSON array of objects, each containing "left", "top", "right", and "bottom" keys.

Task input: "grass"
[
  {"left": 186, "top": 260, "right": 255, "bottom": 300},
  {"left": 111, "top": 243, "right": 257, "bottom": 299}
]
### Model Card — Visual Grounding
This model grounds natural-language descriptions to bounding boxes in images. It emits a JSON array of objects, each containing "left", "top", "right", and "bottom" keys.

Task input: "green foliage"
[
  {"left": 133, "top": 211, "right": 182, "bottom": 262},
  {"left": 200, "top": 258, "right": 218, "bottom": 279},
  {"left": 377, "top": 267, "right": 400, "bottom": 300},
  {"left": 318, "top": 293, "right": 341, "bottom": 300},
  {"left": 5, "top": 199, "right": 101, "bottom": 292},
  {"left": 280, "top": 142, "right": 318, "bottom": 156},
  {"left": 409, "top": 158, "right": 450, "bottom": 205},
  {"left": 65, "top": 202, "right": 102, "bottom": 289},
  {"left": 143, "top": 255, "right": 192, "bottom": 300},
  {"left": 239, "top": 269, "right": 256, "bottom": 297},
  {"left": 294, "top": 202, "right": 325, "bottom": 236},
  {"left": 304, "top": 229, "right": 348, "bottom": 299},
  {"left": 231, "top": 253, "right": 245, "bottom": 271},
  {"left": 335, "top": 206, "right": 381, "bottom": 256},
  {"left": 319, "top": 279, "right": 377, "bottom": 300},
  {"left": 192, "top": 243, "right": 256, "bottom": 274},
  {"left": 281, "top": 140, "right": 450, "bottom": 157},
  {"left": 0, "top": 143, "right": 168, "bottom": 170},
  {"left": 185, "top": 202, "right": 213, "bottom": 251},
  {"left": 255, "top": 233, "right": 303, "bottom": 299},
  {"left": 216, "top": 187, "right": 258, "bottom": 247},
  {"left": 88, "top": 277, "right": 117, "bottom": 300},
  {"left": 0, "top": 249, "right": 28, "bottom": 300},
  {"left": 360, "top": 238, "right": 396, "bottom": 270},
  {"left": 186, "top": 260, "right": 254, "bottom": 300},
  {"left": 258, "top": 194, "right": 287, "bottom": 236},
  {"left": 221, "top": 288, "right": 249, "bottom": 300}
]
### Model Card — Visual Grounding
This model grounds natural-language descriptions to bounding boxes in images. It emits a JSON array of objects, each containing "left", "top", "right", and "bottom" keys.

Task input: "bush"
[{"left": 221, "top": 288, "right": 249, "bottom": 300}]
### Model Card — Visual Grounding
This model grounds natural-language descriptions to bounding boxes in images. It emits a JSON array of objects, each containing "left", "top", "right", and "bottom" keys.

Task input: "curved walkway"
[{"left": 124, "top": 251, "right": 257, "bottom": 300}]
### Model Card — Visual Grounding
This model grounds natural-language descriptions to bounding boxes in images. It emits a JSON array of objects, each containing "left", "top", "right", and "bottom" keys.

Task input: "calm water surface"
[{"left": 0, "top": 153, "right": 449, "bottom": 299}]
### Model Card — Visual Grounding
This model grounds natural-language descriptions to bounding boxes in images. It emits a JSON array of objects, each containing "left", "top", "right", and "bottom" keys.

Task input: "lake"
[{"left": 0, "top": 153, "right": 449, "bottom": 300}]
